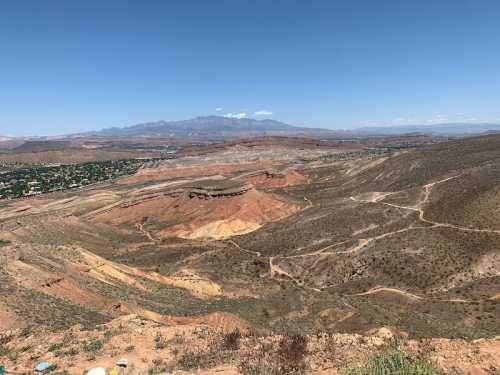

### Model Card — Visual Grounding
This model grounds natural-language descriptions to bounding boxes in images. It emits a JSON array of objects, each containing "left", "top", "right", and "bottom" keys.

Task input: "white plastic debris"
[{"left": 87, "top": 367, "right": 106, "bottom": 375}]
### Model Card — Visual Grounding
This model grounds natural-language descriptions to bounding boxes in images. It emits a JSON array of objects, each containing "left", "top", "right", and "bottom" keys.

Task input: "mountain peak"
[{"left": 89, "top": 116, "right": 330, "bottom": 138}]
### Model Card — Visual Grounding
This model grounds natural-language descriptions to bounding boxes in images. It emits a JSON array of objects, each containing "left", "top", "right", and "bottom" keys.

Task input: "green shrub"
[
  {"left": 83, "top": 339, "right": 103, "bottom": 353},
  {"left": 0, "top": 345, "right": 18, "bottom": 361},
  {"left": 62, "top": 347, "right": 79, "bottom": 357},
  {"left": 177, "top": 350, "right": 216, "bottom": 371},
  {"left": 345, "top": 351, "right": 442, "bottom": 375},
  {"left": 48, "top": 342, "right": 64, "bottom": 352},
  {"left": 20, "top": 344, "right": 33, "bottom": 353},
  {"left": 154, "top": 333, "right": 167, "bottom": 350}
]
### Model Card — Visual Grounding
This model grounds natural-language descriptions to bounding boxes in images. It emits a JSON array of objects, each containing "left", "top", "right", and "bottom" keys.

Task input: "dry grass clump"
[
  {"left": 238, "top": 333, "right": 309, "bottom": 375},
  {"left": 344, "top": 350, "right": 442, "bottom": 375},
  {"left": 175, "top": 330, "right": 237, "bottom": 372},
  {"left": 221, "top": 329, "right": 241, "bottom": 351}
]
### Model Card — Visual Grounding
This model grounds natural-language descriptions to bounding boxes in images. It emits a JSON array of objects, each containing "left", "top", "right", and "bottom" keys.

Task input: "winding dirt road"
[
  {"left": 216, "top": 175, "right": 499, "bottom": 300},
  {"left": 226, "top": 239, "right": 262, "bottom": 257},
  {"left": 348, "top": 286, "right": 485, "bottom": 304},
  {"left": 351, "top": 175, "right": 500, "bottom": 235}
]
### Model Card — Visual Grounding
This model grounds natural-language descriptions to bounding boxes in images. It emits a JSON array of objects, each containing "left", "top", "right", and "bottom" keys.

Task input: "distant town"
[{"left": 0, "top": 158, "right": 156, "bottom": 199}]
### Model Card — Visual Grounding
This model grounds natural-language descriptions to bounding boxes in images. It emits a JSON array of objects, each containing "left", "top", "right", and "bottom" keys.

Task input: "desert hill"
[
  {"left": 89, "top": 181, "right": 302, "bottom": 240},
  {"left": 12, "top": 140, "right": 72, "bottom": 153},
  {"left": 0, "top": 134, "right": 499, "bottom": 373}
]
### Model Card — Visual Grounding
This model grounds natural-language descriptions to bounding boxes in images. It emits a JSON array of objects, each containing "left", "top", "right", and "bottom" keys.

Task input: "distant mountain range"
[
  {"left": 83, "top": 117, "right": 500, "bottom": 138},
  {"left": 3, "top": 118, "right": 500, "bottom": 142},
  {"left": 82, "top": 116, "right": 331, "bottom": 138},
  {"left": 12, "top": 140, "right": 72, "bottom": 153},
  {"left": 354, "top": 123, "right": 500, "bottom": 136}
]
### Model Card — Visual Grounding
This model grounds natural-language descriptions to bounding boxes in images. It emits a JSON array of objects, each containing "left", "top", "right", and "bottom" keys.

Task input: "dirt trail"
[
  {"left": 303, "top": 196, "right": 314, "bottom": 209},
  {"left": 161, "top": 174, "right": 499, "bottom": 299},
  {"left": 258, "top": 174, "right": 500, "bottom": 298},
  {"left": 179, "top": 247, "right": 225, "bottom": 263},
  {"left": 351, "top": 287, "right": 424, "bottom": 300},
  {"left": 136, "top": 223, "right": 157, "bottom": 242},
  {"left": 269, "top": 256, "right": 322, "bottom": 293},
  {"left": 284, "top": 240, "right": 350, "bottom": 259},
  {"left": 269, "top": 256, "right": 290, "bottom": 279},
  {"left": 351, "top": 175, "right": 500, "bottom": 235},
  {"left": 226, "top": 239, "right": 262, "bottom": 257},
  {"left": 349, "top": 286, "right": 483, "bottom": 304}
]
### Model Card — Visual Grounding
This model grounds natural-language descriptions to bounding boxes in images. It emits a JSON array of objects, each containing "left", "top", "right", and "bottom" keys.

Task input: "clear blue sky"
[{"left": 1, "top": 0, "right": 499, "bottom": 136}]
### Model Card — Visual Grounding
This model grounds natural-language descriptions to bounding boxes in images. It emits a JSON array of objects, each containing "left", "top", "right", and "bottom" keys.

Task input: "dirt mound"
[
  {"left": 92, "top": 188, "right": 301, "bottom": 239},
  {"left": 242, "top": 169, "right": 308, "bottom": 188}
]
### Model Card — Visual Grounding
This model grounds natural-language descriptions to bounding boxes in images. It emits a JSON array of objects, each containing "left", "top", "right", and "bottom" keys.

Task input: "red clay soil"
[{"left": 92, "top": 188, "right": 302, "bottom": 239}]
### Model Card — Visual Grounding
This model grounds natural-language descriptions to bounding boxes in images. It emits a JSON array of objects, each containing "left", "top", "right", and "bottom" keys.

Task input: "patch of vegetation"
[
  {"left": 20, "top": 344, "right": 33, "bottom": 353},
  {"left": 148, "top": 358, "right": 173, "bottom": 374},
  {"left": 277, "top": 334, "right": 308, "bottom": 374},
  {"left": 169, "top": 333, "right": 186, "bottom": 346},
  {"left": 344, "top": 351, "right": 442, "bottom": 375},
  {"left": 221, "top": 329, "right": 241, "bottom": 351},
  {"left": 176, "top": 333, "right": 234, "bottom": 372},
  {"left": 238, "top": 345, "right": 279, "bottom": 375},
  {"left": 239, "top": 334, "right": 309, "bottom": 375},
  {"left": 0, "top": 239, "right": 10, "bottom": 247},
  {"left": 40, "top": 364, "right": 58, "bottom": 373},
  {"left": 125, "top": 344, "right": 135, "bottom": 352},
  {"left": 177, "top": 350, "right": 219, "bottom": 372},
  {"left": 8, "top": 286, "right": 111, "bottom": 332},
  {"left": 0, "top": 158, "right": 157, "bottom": 199},
  {"left": 56, "top": 347, "right": 79, "bottom": 357},
  {"left": 0, "top": 344, "right": 18, "bottom": 361},
  {"left": 154, "top": 333, "right": 167, "bottom": 350},
  {"left": 48, "top": 342, "right": 64, "bottom": 352},
  {"left": 83, "top": 338, "right": 103, "bottom": 359},
  {"left": 103, "top": 327, "right": 125, "bottom": 340}
]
